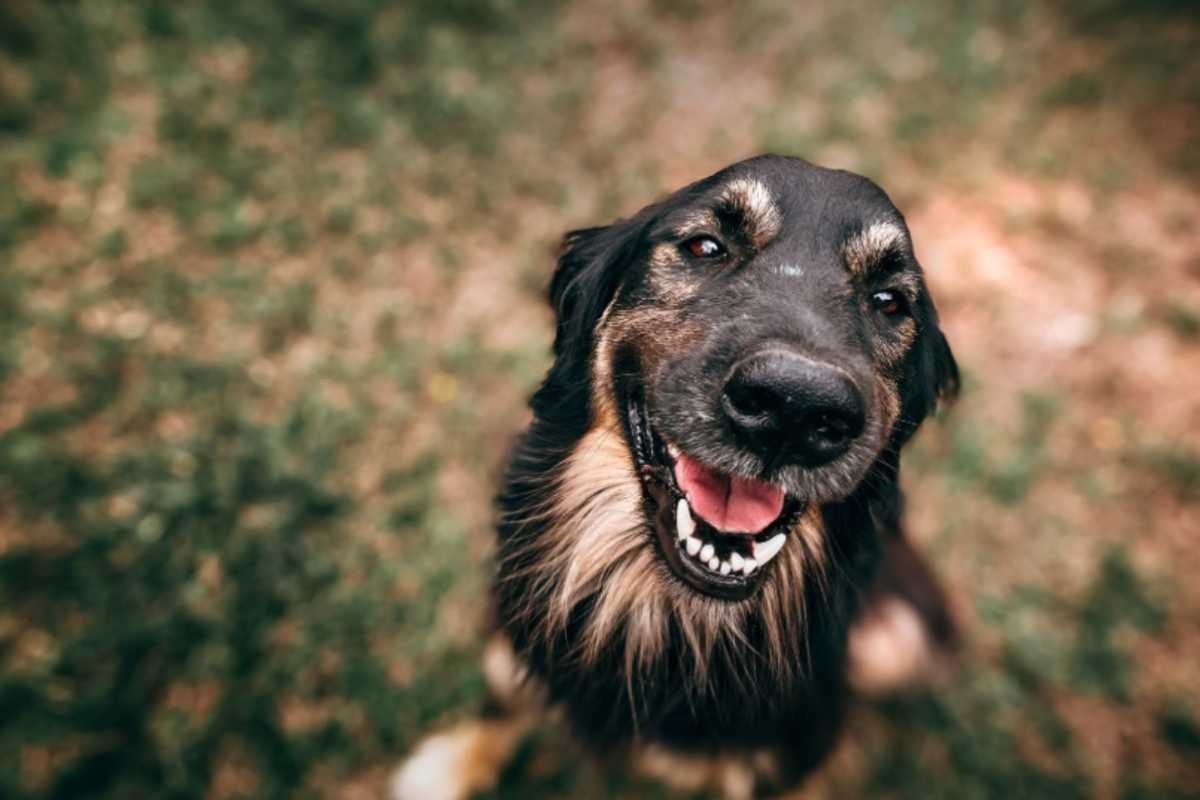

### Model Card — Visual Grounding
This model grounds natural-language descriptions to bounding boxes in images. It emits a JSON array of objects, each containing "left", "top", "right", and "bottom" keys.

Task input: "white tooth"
[
  {"left": 685, "top": 537, "right": 702, "bottom": 557},
  {"left": 699, "top": 543, "right": 715, "bottom": 562},
  {"left": 730, "top": 552, "right": 745, "bottom": 571},
  {"left": 676, "top": 499, "right": 694, "bottom": 540},
  {"left": 667, "top": 443, "right": 681, "bottom": 458},
  {"left": 742, "top": 558, "right": 757, "bottom": 575},
  {"left": 753, "top": 534, "right": 787, "bottom": 567},
  {"left": 720, "top": 561, "right": 731, "bottom": 575},
  {"left": 708, "top": 556, "right": 720, "bottom": 571}
]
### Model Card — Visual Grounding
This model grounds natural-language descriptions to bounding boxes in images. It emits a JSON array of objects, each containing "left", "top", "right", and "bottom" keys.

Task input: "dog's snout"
[{"left": 721, "top": 351, "right": 865, "bottom": 467}]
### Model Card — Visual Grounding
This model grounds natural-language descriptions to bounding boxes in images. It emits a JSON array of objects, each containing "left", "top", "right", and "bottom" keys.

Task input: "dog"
[{"left": 393, "top": 155, "right": 959, "bottom": 799}]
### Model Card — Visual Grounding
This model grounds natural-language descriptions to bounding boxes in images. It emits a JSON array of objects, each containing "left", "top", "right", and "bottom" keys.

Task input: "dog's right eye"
[
  {"left": 682, "top": 236, "right": 726, "bottom": 259},
  {"left": 871, "top": 290, "right": 906, "bottom": 317}
]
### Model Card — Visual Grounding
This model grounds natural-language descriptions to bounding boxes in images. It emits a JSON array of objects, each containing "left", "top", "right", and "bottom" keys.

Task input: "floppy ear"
[
  {"left": 895, "top": 305, "right": 959, "bottom": 446},
  {"left": 928, "top": 325, "right": 960, "bottom": 405},
  {"left": 531, "top": 217, "right": 647, "bottom": 425}
]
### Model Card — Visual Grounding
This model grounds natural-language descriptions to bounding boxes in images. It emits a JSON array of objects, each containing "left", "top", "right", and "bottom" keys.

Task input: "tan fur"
[
  {"left": 720, "top": 177, "right": 781, "bottom": 247},
  {"left": 874, "top": 317, "right": 918, "bottom": 369},
  {"left": 393, "top": 636, "right": 545, "bottom": 800},
  {"left": 596, "top": 301, "right": 710, "bottom": 411},
  {"left": 635, "top": 744, "right": 756, "bottom": 800},
  {"left": 841, "top": 220, "right": 907, "bottom": 276},
  {"left": 390, "top": 716, "right": 533, "bottom": 800},
  {"left": 498, "top": 298, "right": 836, "bottom": 691},
  {"left": 649, "top": 242, "right": 681, "bottom": 270},
  {"left": 481, "top": 634, "right": 543, "bottom": 712},
  {"left": 587, "top": 300, "right": 623, "bottom": 427},
  {"left": 667, "top": 178, "right": 780, "bottom": 249},
  {"left": 670, "top": 208, "right": 720, "bottom": 240},
  {"left": 847, "top": 597, "right": 934, "bottom": 693},
  {"left": 592, "top": 297, "right": 708, "bottom": 422},
  {"left": 873, "top": 371, "right": 903, "bottom": 449},
  {"left": 647, "top": 243, "right": 703, "bottom": 304},
  {"left": 501, "top": 417, "right": 828, "bottom": 693},
  {"left": 839, "top": 217, "right": 921, "bottom": 386}
]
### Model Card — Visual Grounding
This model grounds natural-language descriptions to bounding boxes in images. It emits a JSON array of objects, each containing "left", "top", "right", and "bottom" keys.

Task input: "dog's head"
[
  {"left": 504, "top": 156, "right": 956, "bottom": 696},
  {"left": 535, "top": 156, "right": 956, "bottom": 601}
]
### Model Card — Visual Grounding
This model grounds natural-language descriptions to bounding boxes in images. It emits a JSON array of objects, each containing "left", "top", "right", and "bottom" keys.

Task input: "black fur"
[{"left": 494, "top": 155, "right": 958, "bottom": 793}]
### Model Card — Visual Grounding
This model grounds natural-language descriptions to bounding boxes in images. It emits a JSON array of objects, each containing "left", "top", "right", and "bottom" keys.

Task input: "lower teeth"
[
  {"left": 752, "top": 534, "right": 786, "bottom": 566},
  {"left": 673, "top": 499, "right": 788, "bottom": 578}
]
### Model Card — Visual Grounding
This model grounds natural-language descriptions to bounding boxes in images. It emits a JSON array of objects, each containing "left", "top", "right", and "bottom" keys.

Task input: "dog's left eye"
[
  {"left": 682, "top": 236, "right": 726, "bottom": 259},
  {"left": 871, "top": 290, "right": 906, "bottom": 316}
]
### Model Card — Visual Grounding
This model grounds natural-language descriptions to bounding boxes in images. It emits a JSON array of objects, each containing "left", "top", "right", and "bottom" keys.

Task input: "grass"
[{"left": 1, "top": 0, "right": 1198, "bottom": 797}]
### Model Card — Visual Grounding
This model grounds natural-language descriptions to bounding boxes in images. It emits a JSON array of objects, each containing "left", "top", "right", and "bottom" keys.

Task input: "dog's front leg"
[
  {"left": 847, "top": 530, "right": 959, "bottom": 694},
  {"left": 634, "top": 744, "right": 771, "bottom": 800},
  {"left": 390, "top": 635, "right": 539, "bottom": 800}
]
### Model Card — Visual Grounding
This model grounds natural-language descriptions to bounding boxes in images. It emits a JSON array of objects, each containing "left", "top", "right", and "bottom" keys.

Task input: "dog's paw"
[
  {"left": 635, "top": 744, "right": 757, "bottom": 800},
  {"left": 390, "top": 719, "right": 526, "bottom": 800},
  {"left": 391, "top": 726, "right": 477, "bottom": 800},
  {"left": 847, "top": 596, "right": 939, "bottom": 694}
]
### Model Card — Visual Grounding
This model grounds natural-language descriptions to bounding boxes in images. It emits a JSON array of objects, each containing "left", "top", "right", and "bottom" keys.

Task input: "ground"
[{"left": 0, "top": 1, "right": 1197, "bottom": 798}]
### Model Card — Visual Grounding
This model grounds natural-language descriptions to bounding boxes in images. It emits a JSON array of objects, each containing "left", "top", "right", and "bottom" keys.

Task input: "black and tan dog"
[{"left": 393, "top": 155, "right": 959, "bottom": 799}]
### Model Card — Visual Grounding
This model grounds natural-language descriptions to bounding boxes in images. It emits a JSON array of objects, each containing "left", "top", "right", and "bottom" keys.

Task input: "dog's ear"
[
  {"left": 532, "top": 217, "right": 646, "bottom": 423},
  {"left": 928, "top": 325, "right": 960, "bottom": 406},
  {"left": 548, "top": 223, "right": 641, "bottom": 363},
  {"left": 896, "top": 302, "right": 959, "bottom": 445}
]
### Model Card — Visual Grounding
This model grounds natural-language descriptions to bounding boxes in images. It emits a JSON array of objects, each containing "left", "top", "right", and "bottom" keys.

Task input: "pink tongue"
[{"left": 673, "top": 453, "right": 785, "bottom": 534}]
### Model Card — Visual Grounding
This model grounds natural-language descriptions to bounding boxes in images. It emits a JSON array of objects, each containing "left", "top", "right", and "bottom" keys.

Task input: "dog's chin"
[{"left": 622, "top": 390, "right": 812, "bottom": 602}]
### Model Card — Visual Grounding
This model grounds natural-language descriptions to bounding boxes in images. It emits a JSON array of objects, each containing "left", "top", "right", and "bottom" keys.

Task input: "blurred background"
[{"left": 0, "top": 0, "right": 1197, "bottom": 797}]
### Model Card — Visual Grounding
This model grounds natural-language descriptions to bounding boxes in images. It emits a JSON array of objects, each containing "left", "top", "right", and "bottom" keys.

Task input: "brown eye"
[
  {"left": 682, "top": 236, "right": 725, "bottom": 259},
  {"left": 872, "top": 290, "right": 905, "bottom": 316}
]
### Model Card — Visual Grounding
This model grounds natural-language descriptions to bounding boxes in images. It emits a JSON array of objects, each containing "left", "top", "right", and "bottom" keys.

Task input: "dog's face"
[{"left": 543, "top": 156, "right": 957, "bottom": 604}]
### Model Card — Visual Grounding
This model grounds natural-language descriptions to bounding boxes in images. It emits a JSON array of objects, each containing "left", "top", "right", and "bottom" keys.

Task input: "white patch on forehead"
[
  {"left": 772, "top": 263, "right": 805, "bottom": 278},
  {"left": 842, "top": 220, "right": 907, "bottom": 276},
  {"left": 720, "top": 178, "right": 781, "bottom": 246}
]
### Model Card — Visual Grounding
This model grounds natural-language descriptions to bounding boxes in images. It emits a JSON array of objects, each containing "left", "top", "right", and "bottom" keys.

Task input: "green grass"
[{"left": 1, "top": 0, "right": 1198, "bottom": 797}]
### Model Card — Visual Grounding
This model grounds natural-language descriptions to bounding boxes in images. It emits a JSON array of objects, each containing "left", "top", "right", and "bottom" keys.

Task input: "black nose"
[{"left": 721, "top": 351, "right": 866, "bottom": 467}]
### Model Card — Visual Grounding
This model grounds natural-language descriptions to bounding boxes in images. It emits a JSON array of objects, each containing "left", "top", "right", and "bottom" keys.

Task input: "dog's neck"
[{"left": 494, "top": 410, "right": 894, "bottom": 748}]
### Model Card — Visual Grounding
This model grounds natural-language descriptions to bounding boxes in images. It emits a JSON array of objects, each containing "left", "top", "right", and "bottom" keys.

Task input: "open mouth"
[{"left": 623, "top": 389, "right": 805, "bottom": 600}]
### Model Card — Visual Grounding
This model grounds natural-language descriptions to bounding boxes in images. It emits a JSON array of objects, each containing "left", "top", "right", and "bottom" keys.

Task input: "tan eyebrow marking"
[
  {"left": 841, "top": 220, "right": 908, "bottom": 277},
  {"left": 719, "top": 177, "right": 781, "bottom": 248},
  {"left": 670, "top": 209, "right": 720, "bottom": 240}
]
